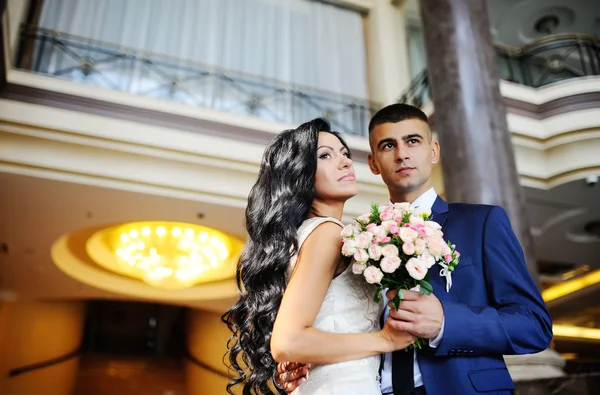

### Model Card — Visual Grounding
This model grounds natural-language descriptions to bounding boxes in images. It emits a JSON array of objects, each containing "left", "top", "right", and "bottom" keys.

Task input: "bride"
[{"left": 222, "top": 118, "right": 415, "bottom": 394}]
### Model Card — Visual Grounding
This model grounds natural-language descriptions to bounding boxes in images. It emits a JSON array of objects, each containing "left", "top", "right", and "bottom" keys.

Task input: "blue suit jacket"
[{"left": 397, "top": 197, "right": 553, "bottom": 395}]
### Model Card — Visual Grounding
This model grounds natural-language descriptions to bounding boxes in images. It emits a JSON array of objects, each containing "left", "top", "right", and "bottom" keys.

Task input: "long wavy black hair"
[{"left": 222, "top": 118, "right": 350, "bottom": 394}]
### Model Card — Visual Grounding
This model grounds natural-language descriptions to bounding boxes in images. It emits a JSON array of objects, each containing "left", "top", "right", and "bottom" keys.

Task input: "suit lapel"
[{"left": 429, "top": 196, "right": 449, "bottom": 228}]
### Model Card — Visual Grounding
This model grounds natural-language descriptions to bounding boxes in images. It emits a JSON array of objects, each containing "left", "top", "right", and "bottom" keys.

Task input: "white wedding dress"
[{"left": 288, "top": 217, "right": 384, "bottom": 395}]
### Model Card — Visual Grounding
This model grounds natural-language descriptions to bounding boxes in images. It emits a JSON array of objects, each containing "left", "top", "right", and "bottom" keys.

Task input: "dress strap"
[{"left": 289, "top": 217, "right": 345, "bottom": 272}]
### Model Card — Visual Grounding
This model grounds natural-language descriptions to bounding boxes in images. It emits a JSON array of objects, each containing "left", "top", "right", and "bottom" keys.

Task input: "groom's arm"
[{"left": 434, "top": 206, "right": 553, "bottom": 357}]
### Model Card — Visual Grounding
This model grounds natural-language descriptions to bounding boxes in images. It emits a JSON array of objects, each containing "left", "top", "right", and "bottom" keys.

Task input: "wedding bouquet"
[{"left": 340, "top": 202, "right": 460, "bottom": 349}]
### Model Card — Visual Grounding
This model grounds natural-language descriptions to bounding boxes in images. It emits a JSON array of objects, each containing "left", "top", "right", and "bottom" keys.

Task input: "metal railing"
[
  {"left": 400, "top": 34, "right": 600, "bottom": 108},
  {"left": 16, "top": 26, "right": 380, "bottom": 137},
  {"left": 9, "top": 348, "right": 80, "bottom": 377}
]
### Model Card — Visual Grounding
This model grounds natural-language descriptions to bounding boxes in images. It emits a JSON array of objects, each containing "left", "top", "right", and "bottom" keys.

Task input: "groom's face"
[{"left": 367, "top": 119, "right": 439, "bottom": 201}]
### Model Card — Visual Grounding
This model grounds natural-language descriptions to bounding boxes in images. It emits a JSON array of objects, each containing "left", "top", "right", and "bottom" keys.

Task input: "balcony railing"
[
  {"left": 399, "top": 33, "right": 600, "bottom": 108},
  {"left": 16, "top": 26, "right": 379, "bottom": 137}
]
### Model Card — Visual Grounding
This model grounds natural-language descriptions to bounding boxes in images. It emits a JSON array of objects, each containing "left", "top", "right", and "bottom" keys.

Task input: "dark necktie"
[
  {"left": 392, "top": 348, "right": 414, "bottom": 395},
  {"left": 391, "top": 203, "right": 419, "bottom": 394}
]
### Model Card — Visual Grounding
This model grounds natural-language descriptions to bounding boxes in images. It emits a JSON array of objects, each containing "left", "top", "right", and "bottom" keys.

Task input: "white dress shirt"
[{"left": 380, "top": 187, "right": 445, "bottom": 393}]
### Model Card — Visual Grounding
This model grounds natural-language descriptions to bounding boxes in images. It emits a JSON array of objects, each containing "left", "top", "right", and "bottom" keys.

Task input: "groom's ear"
[
  {"left": 368, "top": 154, "right": 381, "bottom": 175},
  {"left": 430, "top": 140, "right": 440, "bottom": 165}
]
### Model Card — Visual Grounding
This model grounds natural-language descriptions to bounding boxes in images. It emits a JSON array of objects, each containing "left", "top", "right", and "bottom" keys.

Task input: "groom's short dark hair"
[{"left": 368, "top": 103, "right": 431, "bottom": 138}]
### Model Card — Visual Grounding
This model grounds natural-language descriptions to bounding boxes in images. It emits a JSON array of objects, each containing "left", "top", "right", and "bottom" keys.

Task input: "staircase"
[{"left": 72, "top": 354, "right": 187, "bottom": 395}]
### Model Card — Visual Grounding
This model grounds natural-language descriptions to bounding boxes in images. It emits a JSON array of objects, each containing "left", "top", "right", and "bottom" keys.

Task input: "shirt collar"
[{"left": 411, "top": 187, "right": 438, "bottom": 211}]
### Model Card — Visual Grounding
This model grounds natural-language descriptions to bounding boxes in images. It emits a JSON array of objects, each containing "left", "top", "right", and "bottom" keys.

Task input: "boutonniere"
[{"left": 438, "top": 243, "right": 460, "bottom": 292}]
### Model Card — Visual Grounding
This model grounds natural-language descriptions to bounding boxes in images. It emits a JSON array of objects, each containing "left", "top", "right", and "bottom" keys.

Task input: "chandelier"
[{"left": 86, "top": 222, "right": 243, "bottom": 289}]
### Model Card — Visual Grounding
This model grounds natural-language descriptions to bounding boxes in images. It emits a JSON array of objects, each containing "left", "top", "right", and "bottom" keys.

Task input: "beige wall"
[
  {"left": 186, "top": 309, "right": 232, "bottom": 395},
  {"left": 0, "top": 301, "right": 86, "bottom": 395},
  {"left": 6, "top": 0, "right": 31, "bottom": 57}
]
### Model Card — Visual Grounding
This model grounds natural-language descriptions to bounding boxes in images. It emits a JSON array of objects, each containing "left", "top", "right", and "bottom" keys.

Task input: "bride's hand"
[{"left": 380, "top": 319, "right": 418, "bottom": 351}]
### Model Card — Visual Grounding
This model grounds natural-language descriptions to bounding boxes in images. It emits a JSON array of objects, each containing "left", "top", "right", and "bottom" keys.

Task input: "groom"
[{"left": 276, "top": 103, "right": 552, "bottom": 395}]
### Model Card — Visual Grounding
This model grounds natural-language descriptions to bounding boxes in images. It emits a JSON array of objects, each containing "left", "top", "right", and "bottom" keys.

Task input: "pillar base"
[{"left": 505, "top": 348, "right": 566, "bottom": 382}]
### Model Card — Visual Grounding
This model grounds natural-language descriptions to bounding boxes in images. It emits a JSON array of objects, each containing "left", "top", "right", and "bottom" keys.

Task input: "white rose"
[
  {"left": 354, "top": 248, "right": 369, "bottom": 263},
  {"left": 354, "top": 232, "right": 373, "bottom": 249},
  {"left": 405, "top": 258, "right": 428, "bottom": 280},
  {"left": 428, "top": 239, "right": 444, "bottom": 258},
  {"left": 363, "top": 266, "right": 384, "bottom": 284},
  {"left": 368, "top": 244, "right": 382, "bottom": 260},
  {"left": 424, "top": 221, "right": 441, "bottom": 230},
  {"left": 340, "top": 224, "right": 354, "bottom": 238},
  {"left": 399, "top": 227, "right": 418, "bottom": 243},
  {"left": 416, "top": 208, "right": 432, "bottom": 218},
  {"left": 341, "top": 240, "right": 357, "bottom": 256},
  {"left": 380, "top": 255, "right": 401, "bottom": 273},
  {"left": 421, "top": 251, "right": 436, "bottom": 269},
  {"left": 372, "top": 225, "right": 388, "bottom": 239},
  {"left": 352, "top": 262, "right": 367, "bottom": 274},
  {"left": 414, "top": 238, "right": 426, "bottom": 255},
  {"left": 409, "top": 216, "right": 425, "bottom": 226},
  {"left": 356, "top": 213, "right": 371, "bottom": 224},
  {"left": 381, "top": 244, "right": 399, "bottom": 257},
  {"left": 393, "top": 202, "right": 411, "bottom": 211}
]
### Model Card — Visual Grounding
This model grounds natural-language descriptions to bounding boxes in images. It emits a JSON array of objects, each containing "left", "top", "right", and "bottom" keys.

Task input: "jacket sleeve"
[{"left": 434, "top": 206, "right": 553, "bottom": 357}]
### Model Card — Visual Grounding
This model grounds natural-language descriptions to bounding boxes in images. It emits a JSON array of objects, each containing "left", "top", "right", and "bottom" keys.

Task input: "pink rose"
[
  {"left": 352, "top": 262, "right": 367, "bottom": 274},
  {"left": 341, "top": 240, "right": 357, "bottom": 256},
  {"left": 368, "top": 244, "right": 383, "bottom": 260},
  {"left": 405, "top": 258, "right": 427, "bottom": 280},
  {"left": 366, "top": 223, "right": 377, "bottom": 232},
  {"left": 388, "top": 224, "right": 400, "bottom": 235},
  {"left": 364, "top": 266, "right": 384, "bottom": 284},
  {"left": 444, "top": 253, "right": 452, "bottom": 263},
  {"left": 341, "top": 224, "right": 354, "bottom": 238},
  {"left": 381, "top": 220, "right": 396, "bottom": 233},
  {"left": 380, "top": 211, "right": 393, "bottom": 221},
  {"left": 354, "top": 248, "right": 369, "bottom": 263},
  {"left": 381, "top": 244, "right": 399, "bottom": 257},
  {"left": 402, "top": 242, "right": 416, "bottom": 256},
  {"left": 354, "top": 232, "right": 373, "bottom": 249},
  {"left": 380, "top": 236, "right": 391, "bottom": 243},
  {"left": 399, "top": 227, "right": 418, "bottom": 243},
  {"left": 380, "top": 255, "right": 401, "bottom": 273}
]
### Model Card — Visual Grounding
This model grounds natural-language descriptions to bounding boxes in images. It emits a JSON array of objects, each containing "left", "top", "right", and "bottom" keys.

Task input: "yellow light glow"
[
  {"left": 86, "top": 221, "right": 243, "bottom": 290},
  {"left": 560, "top": 353, "right": 578, "bottom": 360},
  {"left": 542, "top": 270, "right": 600, "bottom": 302},
  {"left": 553, "top": 324, "right": 600, "bottom": 341}
]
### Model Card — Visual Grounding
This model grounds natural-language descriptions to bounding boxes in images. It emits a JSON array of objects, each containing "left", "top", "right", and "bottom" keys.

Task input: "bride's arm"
[{"left": 271, "top": 221, "right": 414, "bottom": 365}]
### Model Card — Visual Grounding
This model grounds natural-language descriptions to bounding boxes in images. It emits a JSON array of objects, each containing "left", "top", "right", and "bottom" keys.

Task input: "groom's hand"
[{"left": 386, "top": 289, "right": 444, "bottom": 340}]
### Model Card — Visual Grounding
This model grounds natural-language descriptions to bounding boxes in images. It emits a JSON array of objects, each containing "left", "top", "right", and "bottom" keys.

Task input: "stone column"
[
  {"left": 365, "top": 0, "right": 412, "bottom": 105},
  {"left": 418, "top": 0, "right": 538, "bottom": 285},
  {"left": 418, "top": 0, "right": 564, "bottom": 383}
]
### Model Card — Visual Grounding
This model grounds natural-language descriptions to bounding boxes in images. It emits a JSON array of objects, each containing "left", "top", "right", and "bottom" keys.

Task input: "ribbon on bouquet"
[{"left": 439, "top": 262, "right": 453, "bottom": 292}]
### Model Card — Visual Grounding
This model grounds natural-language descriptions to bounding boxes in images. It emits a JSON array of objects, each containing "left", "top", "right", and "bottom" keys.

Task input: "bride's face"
[{"left": 314, "top": 132, "right": 358, "bottom": 202}]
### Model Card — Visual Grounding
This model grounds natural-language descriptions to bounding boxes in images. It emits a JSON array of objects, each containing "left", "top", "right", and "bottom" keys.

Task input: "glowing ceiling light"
[{"left": 86, "top": 221, "right": 243, "bottom": 290}]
